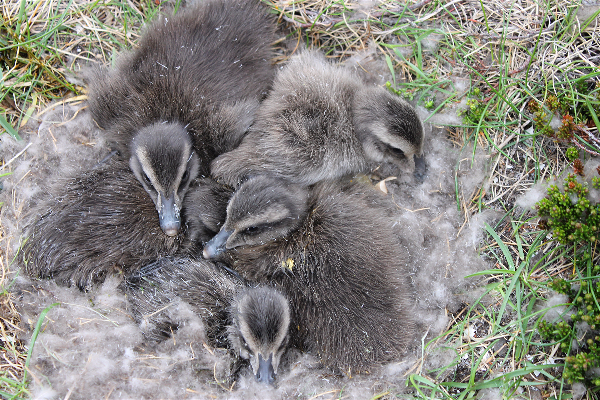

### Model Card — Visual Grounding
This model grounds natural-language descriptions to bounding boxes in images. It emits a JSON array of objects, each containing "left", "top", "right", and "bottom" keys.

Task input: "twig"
[{"left": 1, "top": 142, "right": 32, "bottom": 171}]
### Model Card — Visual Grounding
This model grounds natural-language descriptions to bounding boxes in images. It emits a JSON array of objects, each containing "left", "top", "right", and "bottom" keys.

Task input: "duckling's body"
[
  {"left": 210, "top": 50, "right": 424, "bottom": 187},
  {"left": 124, "top": 257, "right": 290, "bottom": 385},
  {"left": 203, "top": 175, "right": 415, "bottom": 372},
  {"left": 22, "top": 159, "right": 223, "bottom": 290},
  {"left": 88, "top": 0, "right": 276, "bottom": 160},
  {"left": 86, "top": 0, "right": 276, "bottom": 234}
]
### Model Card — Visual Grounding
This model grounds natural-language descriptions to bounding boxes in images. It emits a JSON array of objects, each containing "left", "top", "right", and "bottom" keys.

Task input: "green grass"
[
  {"left": 0, "top": 302, "right": 59, "bottom": 400},
  {"left": 0, "top": 0, "right": 165, "bottom": 140},
  {"left": 0, "top": 279, "right": 58, "bottom": 400},
  {"left": 406, "top": 212, "right": 598, "bottom": 399},
  {"left": 407, "top": 223, "right": 553, "bottom": 398},
  {"left": 376, "top": 0, "right": 600, "bottom": 158},
  {"left": 369, "top": 2, "right": 599, "bottom": 397}
]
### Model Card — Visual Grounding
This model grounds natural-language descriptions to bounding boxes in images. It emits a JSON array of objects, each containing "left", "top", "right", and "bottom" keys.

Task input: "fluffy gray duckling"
[
  {"left": 22, "top": 158, "right": 225, "bottom": 290},
  {"left": 203, "top": 175, "right": 415, "bottom": 373},
  {"left": 124, "top": 257, "right": 290, "bottom": 385},
  {"left": 210, "top": 50, "right": 425, "bottom": 188},
  {"left": 86, "top": 0, "right": 276, "bottom": 235}
]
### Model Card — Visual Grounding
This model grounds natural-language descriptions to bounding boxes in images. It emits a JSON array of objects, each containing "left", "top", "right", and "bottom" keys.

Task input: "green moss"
[
  {"left": 545, "top": 95, "right": 564, "bottom": 113},
  {"left": 564, "top": 344, "right": 600, "bottom": 387},
  {"left": 566, "top": 147, "right": 579, "bottom": 162},
  {"left": 539, "top": 261, "right": 600, "bottom": 386},
  {"left": 385, "top": 81, "right": 415, "bottom": 101},
  {"left": 537, "top": 169, "right": 600, "bottom": 389},
  {"left": 536, "top": 174, "right": 599, "bottom": 245},
  {"left": 529, "top": 100, "right": 555, "bottom": 137},
  {"left": 459, "top": 89, "right": 488, "bottom": 125},
  {"left": 557, "top": 115, "right": 576, "bottom": 141},
  {"left": 570, "top": 279, "right": 600, "bottom": 330}
]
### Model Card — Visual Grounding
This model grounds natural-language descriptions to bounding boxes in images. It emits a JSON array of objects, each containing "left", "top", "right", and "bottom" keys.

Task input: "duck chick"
[
  {"left": 210, "top": 50, "right": 424, "bottom": 187},
  {"left": 181, "top": 176, "right": 233, "bottom": 251},
  {"left": 86, "top": 0, "right": 277, "bottom": 234},
  {"left": 124, "top": 257, "right": 290, "bottom": 385},
  {"left": 229, "top": 286, "right": 291, "bottom": 385},
  {"left": 203, "top": 175, "right": 415, "bottom": 372},
  {"left": 22, "top": 158, "right": 223, "bottom": 290},
  {"left": 129, "top": 123, "right": 199, "bottom": 235}
]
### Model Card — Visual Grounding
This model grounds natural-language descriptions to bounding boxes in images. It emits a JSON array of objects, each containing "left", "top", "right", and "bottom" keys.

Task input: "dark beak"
[
  {"left": 413, "top": 154, "right": 428, "bottom": 184},
  {"left": 159, "top": 192, "right": 180, "bottom": 236},
  {"left": 202, "top": 228, "right": 234, "bottom": 259},
  {"left": 255, "top": 353, "right": 275, "bottom": 385}
]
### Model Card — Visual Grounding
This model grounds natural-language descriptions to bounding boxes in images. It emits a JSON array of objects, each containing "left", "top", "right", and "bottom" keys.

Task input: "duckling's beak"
[
  {"left": 256, "top": 353, "right": 275, "bottom": 385},
  {"left": 413, "top": 154, "right": 428, "bottom": 184},
  {"left": 203, "top": 228, "right": 233, "bottom": 259},
  {"left": 158, "top": 192, "right": 180, "bottom": 236}
]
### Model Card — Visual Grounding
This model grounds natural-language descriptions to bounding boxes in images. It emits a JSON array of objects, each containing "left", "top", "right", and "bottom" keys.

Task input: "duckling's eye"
[
  {"left": 245, "top": 226, "right": 261, "bottom": 234},
  {"left": 178, "top": 170, "right": 191, "bottom": 192},
  {"left": 239, "top": 340, "right": 252, "bottom": 356},
  {"left": 143, "top": 173, "right": 152, "bottom": 185},
  {"left": 388, "top": 146, "right": 405, "bottom": 158}
]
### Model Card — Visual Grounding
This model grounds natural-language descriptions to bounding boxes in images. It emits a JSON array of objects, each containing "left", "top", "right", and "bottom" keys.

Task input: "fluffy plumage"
[
  {"left": 22, "top": 158, "right": 223, "bottom": 290},
  {"left": 203, "top": 175, "right": 415, "bottom": 372},
  {"left": 86, "top": 0, "right": 276, "bottom": 234},
  {"left": 124, "top": 257, "right": 290, "bottom": 385},
  {"left": 128, "top": 123, "right": 200, "bottom": 235},
  {"left": 181, "top": 177, "right": 233, "bottom": 251},
  {"left": 229, "top": 285, "right": 290, "bottom": 385},
  {"left": 210, "top": 50, "right": 424, "bottom": 187},
  {"left": 87, "top": 0, "right": 276, "bottom": 160}
]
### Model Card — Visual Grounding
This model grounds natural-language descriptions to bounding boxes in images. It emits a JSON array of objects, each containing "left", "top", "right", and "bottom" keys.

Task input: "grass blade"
[
  {"left": 0, "top": 114, "right": 21, "bottom": 141},
  {"left": 23, "top": 303, "right": 60, "bottom": 382}
]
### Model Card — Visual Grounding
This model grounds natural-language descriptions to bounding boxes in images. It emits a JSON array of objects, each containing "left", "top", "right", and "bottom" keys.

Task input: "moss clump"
[
  {"left": 459, "top": 88, "right": 488, "bottom": 125},
  {"left": 544, "top": 94, "right": 567, "bottom": 114},
  {"left": 537, "top": 162, "right": 600, "bottom": 388},
  {"left": 530, "top": 82, "right": 600, "bottom": 155},
  {"left": 529, "top": 99, "right": 555, "bottom": 137},
  {"left": 557, "top": 115, "right": 576, "bottom": 141},
  {"left": 539, "top": 319, "right": 572, "bottom": 352},
  {"left": 570, "top": 278, "right": 600, "bottom": 330},
  {"left": 566, "top": 147, "right": 579, "bottom": 162},
  {"left": 539, "top": 263, "right": 600, "bottom": 387},
  {"left": 536, "top": 174, "right": 599, "bottom": 245},
  {"left": 564, "top": 345, "right": 600, "bottom": 387}
]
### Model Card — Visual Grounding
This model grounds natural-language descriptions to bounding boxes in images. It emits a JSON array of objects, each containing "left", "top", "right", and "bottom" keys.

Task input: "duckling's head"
[
  {"left": 130, "top": 122, "right": 199, "bottom": 236},
  {"left": 202, "top": 176, "right": 308, "bottom": 259},
  {"left": 229, "top": 286, "right": 291, "bottom": 385},
  {"left": 354, "top": 86, "right": 424, "bottom": 166}
]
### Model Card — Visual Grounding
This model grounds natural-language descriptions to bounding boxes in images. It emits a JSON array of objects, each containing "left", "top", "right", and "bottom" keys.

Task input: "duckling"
[
  {"left": 22, "top": 158, "right": 223, "bottom": 290},
  {"left": 180, "top": 176, "right": 233, "bottom": 252},
  {"left": 85, "top": 0, "right": 276, "bottom": 235},
  {"left": 129, "top": 124, "right": 200, "bottom": 235},
  {"left": 229, "top": 285, "right": 290, "bottom": 385},
  {"left": 203, "top": 175, "right": 415, "bottom": 372},
  {"left": 210, "top": 50, "right": 424, "bottom": 188},
  {"left": 124, "top": 257, "right": 290, "bottom": 385}
]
